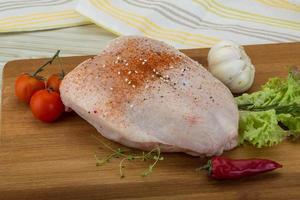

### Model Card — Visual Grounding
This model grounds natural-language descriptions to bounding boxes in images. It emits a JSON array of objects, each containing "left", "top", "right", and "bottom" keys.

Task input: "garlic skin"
[{"left": 208, "top": 40, "right": 255, "bottom": 93}]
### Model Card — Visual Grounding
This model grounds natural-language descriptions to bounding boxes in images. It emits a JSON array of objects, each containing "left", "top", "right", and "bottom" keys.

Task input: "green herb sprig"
[
  {"left": 238, "top": 103, "right": 300, "bottom": 116},
  {"left": 93, "top": 135, "right": 164, "bottom": 178}
]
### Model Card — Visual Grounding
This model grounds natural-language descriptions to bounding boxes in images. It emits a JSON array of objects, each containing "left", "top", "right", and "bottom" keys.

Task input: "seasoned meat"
[{"left": 60, "top": 36, "right": 239, "bottom": 156}]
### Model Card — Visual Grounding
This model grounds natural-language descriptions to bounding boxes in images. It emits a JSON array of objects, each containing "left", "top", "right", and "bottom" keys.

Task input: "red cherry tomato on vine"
[
  {"left": 47, "top": 73, "right": 63, "bottom": 93},
  {"left": 15, "top": 74, "right": 45, "bottom": 103},
  {"left": 30, "top": 89, "right": 64, "bottom": 123},
  {"left": 14, "top": 50, "right": 61, "bottom": 103}
]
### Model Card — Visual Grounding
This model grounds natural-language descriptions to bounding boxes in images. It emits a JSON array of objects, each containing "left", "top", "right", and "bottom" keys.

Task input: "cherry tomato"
[
  {"left": 30, "top": 89, "right": 64, "bottom": 123},
  {"left": 15, "top": 74, "right": 45, "bottom": 103},
  {"left": 47, "top": 74, "right": 63, "bottom": 92}
]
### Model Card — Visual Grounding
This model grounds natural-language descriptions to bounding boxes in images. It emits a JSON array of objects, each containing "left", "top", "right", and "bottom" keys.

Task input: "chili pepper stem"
[
  {"left": 32, "top": 50, "right": 61, "bottom": 77},
  {"left": 196, "top": 159, "right": 212, "bottom": 176},
  {"left": 199, "top": 162, "right": 210, "bottom": 171}
]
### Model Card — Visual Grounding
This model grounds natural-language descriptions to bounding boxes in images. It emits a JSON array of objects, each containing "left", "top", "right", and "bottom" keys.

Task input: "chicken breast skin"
[{"left": 60, "top": 36, "right": 239, "bottom": 156}]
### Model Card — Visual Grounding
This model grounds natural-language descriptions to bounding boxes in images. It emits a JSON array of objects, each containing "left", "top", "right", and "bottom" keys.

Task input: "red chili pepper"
[{"left": 200, "top": 156, "right": 282, "bottom": 180}]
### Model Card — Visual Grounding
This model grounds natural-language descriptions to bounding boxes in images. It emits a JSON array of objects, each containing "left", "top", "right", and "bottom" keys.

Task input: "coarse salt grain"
[
  {"left": 110, "top": 87, "right": 113, "bottom": 90},
  {"left": 125, "top": 63, "right": 129, "bottom": 66},
  {"left": 117, "top": 71, "right": 121, "bottom": 75},
  {"left": 125, "top": 78, "right": 128, "bottom": 82},
  {"left": 130, "top": 104, "right": 134, "bottom": 108},
  {"left": 134, "top": 70, "right": 138, "bottom": 74},
  {"left": 128, "top": 71, "right": 132, "bottom": 75},
  {"left": 132, "top": 84, "right": 136, "bottom": 88}
]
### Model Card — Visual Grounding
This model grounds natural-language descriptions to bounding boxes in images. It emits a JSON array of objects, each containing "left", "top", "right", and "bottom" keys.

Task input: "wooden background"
[{"left": 1, "top": 43, "right": 300, "bottom": 200}]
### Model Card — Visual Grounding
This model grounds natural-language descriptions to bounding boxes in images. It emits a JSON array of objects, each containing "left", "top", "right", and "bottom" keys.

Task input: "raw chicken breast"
[{"left": 60, "top": 36, "right": 239, "bottom": 156}]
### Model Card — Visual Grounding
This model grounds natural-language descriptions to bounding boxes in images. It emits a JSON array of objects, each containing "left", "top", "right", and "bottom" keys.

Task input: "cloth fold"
[{"left": 76, "top": 0, "right": 300, "bottom": 48}]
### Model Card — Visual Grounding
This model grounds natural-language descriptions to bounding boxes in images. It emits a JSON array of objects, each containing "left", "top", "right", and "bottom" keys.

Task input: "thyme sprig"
[{"left": 93, "top": 135, "right": 164, "bottom": 178}]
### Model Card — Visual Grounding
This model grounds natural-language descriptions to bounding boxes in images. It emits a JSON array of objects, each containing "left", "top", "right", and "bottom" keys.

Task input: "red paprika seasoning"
[{"left": 200, "top": 156, "right": 282, "bottom": 180}]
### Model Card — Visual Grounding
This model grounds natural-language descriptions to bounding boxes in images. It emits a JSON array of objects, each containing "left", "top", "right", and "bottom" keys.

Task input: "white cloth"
[
  {"left": 76, "top": 0, "right": 300, "bottom": 48},
  {"left": 0, "top": 0, "right": 90, "bottom": 33},
  {"left": 0, "top": 0, "right": 299, "bottom": 48}
]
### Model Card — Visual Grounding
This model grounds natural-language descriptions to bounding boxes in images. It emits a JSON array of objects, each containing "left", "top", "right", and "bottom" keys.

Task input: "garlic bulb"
[{"left": 208, "top": 40, "right": 255, "bottom": 93}]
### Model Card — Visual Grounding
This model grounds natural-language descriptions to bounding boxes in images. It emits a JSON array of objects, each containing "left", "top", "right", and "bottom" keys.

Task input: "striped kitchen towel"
[
  {"left": 0, "top": 0, "right": 90, "bottom": 33},
  {"left": 0, "top": 0, "right": 299, "bottom": 49},
  {"left": 76, "top": 0, "right": 300, "bottom": 48}
]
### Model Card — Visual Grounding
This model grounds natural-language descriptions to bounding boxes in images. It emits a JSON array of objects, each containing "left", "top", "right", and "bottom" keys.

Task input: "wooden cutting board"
[{"left": 1, "top": 43, "right": 300, "bottom": 200}]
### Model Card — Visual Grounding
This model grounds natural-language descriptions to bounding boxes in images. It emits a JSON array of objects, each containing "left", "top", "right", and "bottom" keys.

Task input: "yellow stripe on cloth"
[
  {"left": 92, "top": 0, "right": 219, "bottom": 47},
  {"left": 255, "top": 0, "right": 300, "bottom": 12},
  {"left": 93, "top": 0, "right": 204, "bottom": 47},
  {"left": 194, "top": 0, "right": 300, "bottom": 31},
  {"left": 0, "top": 21, "right": 90, "bottom": 33},
  {"left": 0, "top": 10, "right": 90, "bottom": 32},
  {"left": 0, "top": 10, "right": 78, "bottom": 23}
]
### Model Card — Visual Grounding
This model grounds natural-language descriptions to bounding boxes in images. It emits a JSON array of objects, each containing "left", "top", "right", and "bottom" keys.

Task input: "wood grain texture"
[{"left": 1, "top": 43, "right": 300, "bottom": 200}]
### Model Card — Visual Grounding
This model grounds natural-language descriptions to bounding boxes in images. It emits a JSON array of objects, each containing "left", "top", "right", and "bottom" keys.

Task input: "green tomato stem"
[{"left": 32, "top": 50, "right": 60, "bottom": 77}]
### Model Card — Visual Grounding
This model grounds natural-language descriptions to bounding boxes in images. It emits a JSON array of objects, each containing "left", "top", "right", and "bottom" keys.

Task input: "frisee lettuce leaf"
[
  {"left": 277, "top": 114, "right": 300, "bottom": 137},
  {"left": 237, "top": 69, "right": 300, "bottom": 108},
  {"left": 236, "top": 68, "right": 300, "bottom": 147},
  {"left": 239, "top": 110, "right": 287, "bottom": 147}
]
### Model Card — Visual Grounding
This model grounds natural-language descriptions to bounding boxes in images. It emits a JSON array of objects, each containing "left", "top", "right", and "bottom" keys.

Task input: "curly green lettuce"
[
  {"left": 236, "top": 68, "right": 300, "bottom": 147},
  {"left": 239, "top": 110, "right": 287, "bottom": 147},
  {"left": 277, "top": 114, "right": 300, "bottom": 137},
  {"left": 237, "top": 69, "right": 300, "bottom": 108}
]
